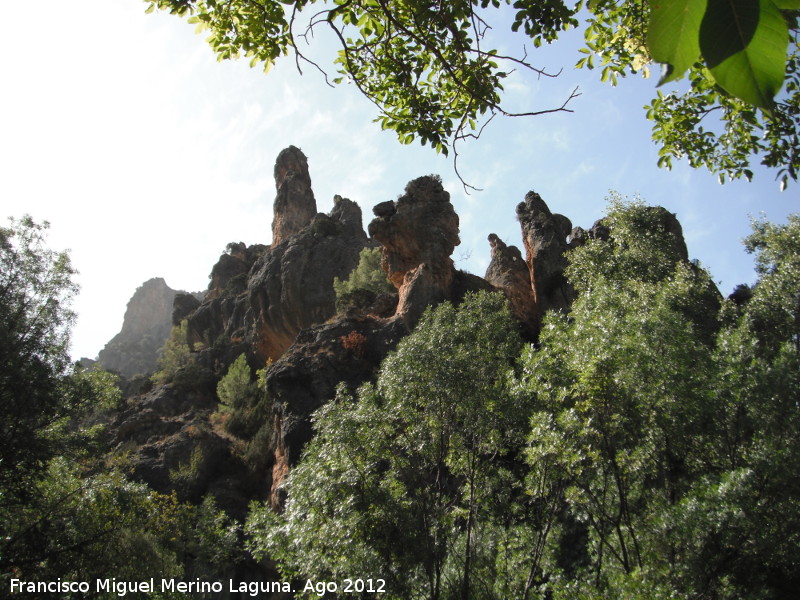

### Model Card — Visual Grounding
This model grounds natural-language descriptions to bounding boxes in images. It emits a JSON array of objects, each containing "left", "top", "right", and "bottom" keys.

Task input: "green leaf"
[
  {"left": 772, "top": 0, "right": 800, "bottom": 7},
  {"left": 700, "top": 0, "right": 789, "bottom": 109},
  {"left": 647, "top": 0, "right": 707, "bottom": 85}
]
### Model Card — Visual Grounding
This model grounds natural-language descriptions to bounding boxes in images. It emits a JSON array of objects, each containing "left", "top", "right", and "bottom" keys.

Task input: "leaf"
[
  {"left": 772, "top": 0, "right": 800, "bottom": 7},
  {"left": 647, "top": 0, "right": 707, "bottom": 85},
  {"left": 700, "top": 0, "right": 789, "bottom": 110}
]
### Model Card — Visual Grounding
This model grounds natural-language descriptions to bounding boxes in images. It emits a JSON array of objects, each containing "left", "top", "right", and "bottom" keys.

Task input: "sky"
[{"left": 1, "top": 0, "right": 797, "bottom": 361}]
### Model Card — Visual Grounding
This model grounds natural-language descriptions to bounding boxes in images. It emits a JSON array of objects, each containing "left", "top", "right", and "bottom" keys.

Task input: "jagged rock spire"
[{"left": 271, "top": 146, "right": 316, "bottom": 247}]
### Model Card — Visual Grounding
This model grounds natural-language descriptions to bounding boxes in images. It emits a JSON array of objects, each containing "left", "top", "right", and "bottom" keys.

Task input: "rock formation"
[
  {"left": 185, "top": 149, "right": 369, "bottom": 361},
  {"left": 185, "top": 242, "right": 265, "bottom": 350},
  {"left": 247, "top": 194, "right": 368, "bottom": 359},
  {"left": 484, "top": 233, "right": 537, "bottom": 335},
  {"left": 267, "top": 316, "right": 408, "bottom": 507},
  {"left": 368, "top": 175, "right": 462, "bottom": 327},
  {"left": 271, "top": 146, "right": 316, "bottom": 247},
  {"left": 97, "top": 278, "right": 187, "bottom": 378},
  {"left": 99, "top": 146, "right": 710, "bottom": 540},
  {"left": 516, "top": 192, "right": 576, "bottom": 327}
]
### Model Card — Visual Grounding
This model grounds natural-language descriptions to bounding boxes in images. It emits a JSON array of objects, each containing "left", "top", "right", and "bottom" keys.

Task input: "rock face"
[
  {"left": 516, "top": 192, "right": 576, "bottom": 327},
  {"left": 110, "top": 370, "right": 258, "bottom": 518},
  {"left": 185, "top": 149, "right": 369, "bottom": 361},
  {"left": 247, "top": 195, "right": 368, "bottom": 360},
  {"left": 267, "top": 315, "right": 408, "bottom": 507},
  {"left": 185, "top": 243, "right": 265, "bottom": 350},
  {"left": 271, "top": 146, "right": 317, "bottom": 247},
  {"left": 97, "top": 278, "right": 185, "bottom": 378},
  {"left": 484, "top": 233, "right": 537, "bottom": 335},
  {"left": 368, "top": 175, "right": 461, "bottom": 327}
]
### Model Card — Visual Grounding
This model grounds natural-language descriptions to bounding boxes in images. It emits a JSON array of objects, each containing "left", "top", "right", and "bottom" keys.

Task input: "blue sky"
[{"left": 1, "top": 0, "right": 796, "bottom": 360}]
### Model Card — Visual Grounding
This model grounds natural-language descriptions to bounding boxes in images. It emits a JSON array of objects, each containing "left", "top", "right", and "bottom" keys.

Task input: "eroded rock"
[
  {"left": 516, "top": 192, "right": 575, "bottom": 326},
  {"left": 267, "top": 316, "right": 407, "bottom": 507},
  {"left": 485, "top": 233, "right": 537, "bottom": 334},
  {"left": 368, "top": 175, "right": 460, "bottom": 326},
  {"left": 271, "top": 146, "right": 316, "bottom": 247}
]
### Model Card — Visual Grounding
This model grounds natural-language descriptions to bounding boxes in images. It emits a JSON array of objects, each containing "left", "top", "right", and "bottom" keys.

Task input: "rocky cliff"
[
  {"left": 184, "top": 148, "right": 369, "bottom": 361},
  {"left": 97, "top": 278, "right": 196, "bottom": 378},
  {"left": 103, "top": 146, "right": 706, "bottom": 525}
]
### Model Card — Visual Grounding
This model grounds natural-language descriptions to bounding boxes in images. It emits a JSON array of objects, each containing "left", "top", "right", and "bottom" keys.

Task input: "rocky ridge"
[
  {"left": 105, "top": 146, "right": 704, "bottom": 524},
  {"left": 96, "top": 277, "right": 200, "bottom": 378}
]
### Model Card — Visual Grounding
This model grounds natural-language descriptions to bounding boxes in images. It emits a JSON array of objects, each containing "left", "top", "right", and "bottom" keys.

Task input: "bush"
[
  {"left": 333, "top": 247, "right": 395, "bottom": 312},
  {"left": 151, "top": 320, "right": 193, "bottom": 386},
  {"left": 215, "top": 354, "right": 269, "bottom": 441}
]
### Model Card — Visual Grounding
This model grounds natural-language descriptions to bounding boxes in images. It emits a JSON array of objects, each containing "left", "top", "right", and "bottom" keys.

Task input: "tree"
[
  {"left": 215, "top": 352, "right": 269, "bottom": 441},
  {"left": 0, "top": 216, "right": 244, "bottom": 593},
  {"left": 247, "top": 291, "right": 529, "bottom": 600},
  {"left": 0, "top": 216, "right": 81, "bottom": 502},
  {"left": 146, "top": 0, "right": 799, "bottom": 187},
  {"left": 517, "top": 197, "right": 723, "bottom": 597},
  {"left": 677, "top": 213, "right": 800, "bottom": 597},
  {"left": 333, "top": 246, "right": 395, "bottom": 312},
  {"left": 516, "top": 198, "right": 800, "bottom": 598}
]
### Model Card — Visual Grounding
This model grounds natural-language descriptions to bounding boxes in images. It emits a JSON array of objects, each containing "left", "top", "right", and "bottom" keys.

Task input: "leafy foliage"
[
  {"left": 582, "top": 1, "right": 800, "bottom": 188},
  {"left": 151, "top": 320, "right": 195, "bottom": 386},
  {"left": 333, "top": 246, "right": 396, "bottom": 312},
  {"left": 146, "top": 0, "right": 799, "bottom": 187},
  {"left": 247, "top": 291, "right": 527, "bottom": 599},
  {"left": 0, "top": 216, "right": 243, "bottom": 591},
  {"left": 3, "top": 458, "right": 242, "bottom": 594},
  {"left": 246, "top": 199, "right": 800, "bottom": 599},
  {"left": 215, "top": 353, "right": 270, "bottom": 442},
  {"left": 0, "top": 216, "right": 81, "bottom": 498}
]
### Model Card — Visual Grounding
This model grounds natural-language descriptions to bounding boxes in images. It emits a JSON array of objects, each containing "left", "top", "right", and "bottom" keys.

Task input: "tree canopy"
[
  {"left": 0, "top": 217, "right": 242, "bottom": 589},
  {"left": 246, "top": 199, "right": 800, "bottom": 599},
  {"left": 146, "top": 0, "right": 800, "bottom": 188}
]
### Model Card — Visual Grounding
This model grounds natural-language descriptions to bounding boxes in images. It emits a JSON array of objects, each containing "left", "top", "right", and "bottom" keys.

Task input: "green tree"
[
  {"left": 247, "top": 291, "right": 528, "bottom": 600},
  {"left": 671, "top": 213, "right": 800, "bottom": 597},
  {"left": 333, "top": 246, "right": 395, "bottom": 311},
  {"left": 146, "top": 0, "right": 799, "bottom": 187},
  {"left": 517, "top": 199, "right": 800, "bottom": 598},
  {"left": 151, "top": 320, "right": 194, "bottom": 385},
  {"left": 0, "top": 216, "right": 82, "bottom": 503},
  {"left": 215, "top": 353, "right": 268, "bottom": 440}
]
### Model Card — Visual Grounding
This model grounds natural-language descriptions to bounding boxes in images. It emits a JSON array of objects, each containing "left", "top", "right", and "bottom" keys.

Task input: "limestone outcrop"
[
  {"left": 271, "top": 146, "right": 316, "bottom": 247},
  {"left": 97, "top": 278, "right": 185, "bottom": 378},
  {"left": 516, "top": 192, "right": 576, "bottom": 326},
  {"left": 185, "top": 148, "right": 369, "bottom": 361},
  {"left": 246, "top": 195, "right": 368, "bottom": 359},
  {"left": 185, "top": 242, "right": 264, "bottom": 350},
  {"left": 266, "top": 316, "right": 408, "bottom": 507},
  {"left": 484, "top": 233, "right": 537, "bottom": 335},
  {"left": 368, "top": 175, "right": 461, "bottom": 327}
]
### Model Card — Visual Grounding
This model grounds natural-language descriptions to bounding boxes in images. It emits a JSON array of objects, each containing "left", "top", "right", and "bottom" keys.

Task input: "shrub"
[
  {"left": 151, "top": 320, "right": 193, "bottom": 386},
  {"left": 333, "top": 247, "right": 395, "bottom": 311},
  {"left": 340, "top": 331, "right": 368, "bottom": 358},
  {"left": 215, "top": 354, "right": 269, "bottom": 440}
]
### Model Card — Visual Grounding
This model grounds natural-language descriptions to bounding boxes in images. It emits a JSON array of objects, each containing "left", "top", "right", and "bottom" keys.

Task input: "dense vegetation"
[
  {"left": 0, "top": 218, "right": 241, "bottom": 596},
  {"left": 248, "top": 199, "right": 800, "bottom": 599},
  {"left": 333, "top": 246, "right": 396, "bottom": 312},
  {"left": 2, "top": 200, "right": 798, "bottom": 598}
]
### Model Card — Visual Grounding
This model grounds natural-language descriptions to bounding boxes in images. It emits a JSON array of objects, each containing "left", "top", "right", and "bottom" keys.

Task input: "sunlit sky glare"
[{"left": 1, "top": 0, "right": 796, "bottom": 361}]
